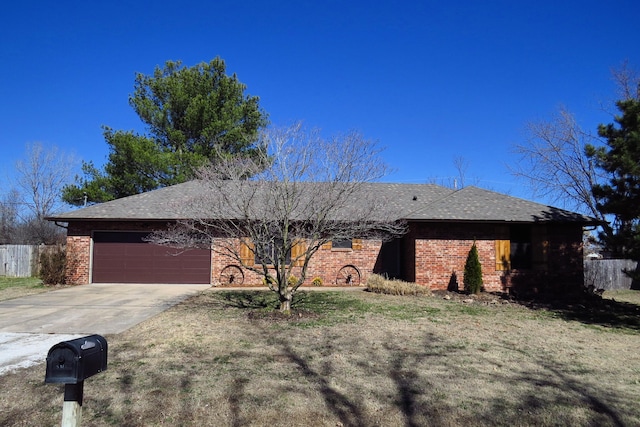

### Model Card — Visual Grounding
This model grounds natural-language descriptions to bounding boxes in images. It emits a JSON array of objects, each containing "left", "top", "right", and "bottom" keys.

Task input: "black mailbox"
[{"left": 45, "top": 334, "right": 108, "bottom": 384}]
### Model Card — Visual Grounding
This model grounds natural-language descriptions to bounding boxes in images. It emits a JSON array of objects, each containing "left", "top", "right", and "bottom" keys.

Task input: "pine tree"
[
  {"left": 63, "top": 57, "right": 268, "bottom": 205},
  {"left": 463, "top": 242, "right": 483, "bottom": 294},
  {"left": 586, "top": 97, "right": 640, "bottom": 260}
]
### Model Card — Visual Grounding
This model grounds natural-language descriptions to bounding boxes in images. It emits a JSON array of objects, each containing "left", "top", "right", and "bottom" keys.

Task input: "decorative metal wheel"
[
  {"left": 219, "top": 265, "right": 244, "bottom": 286},
  {"left": 336, "top": 265, "right": 361, "bottom": 286}
]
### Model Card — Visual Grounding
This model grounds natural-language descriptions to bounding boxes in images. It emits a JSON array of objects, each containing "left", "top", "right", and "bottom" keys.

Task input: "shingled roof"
[
  {"left": 404, "top": 186, "right": 596, "bottom": 223},
  {"left": 48, "top": 180, "right": 597, "bottom": 224}
]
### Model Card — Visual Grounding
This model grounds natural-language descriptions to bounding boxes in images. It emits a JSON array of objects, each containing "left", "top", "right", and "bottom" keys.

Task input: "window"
[
  {"left": 255, "top": 239, "right": 291, "bottom": 265},
  {"left": 249, "top": 239, "right": 306, "bottom": 267},
  {"left": 325, "top": 238, "right": 362, "bottom": 251},
  {"left": 495, "top": 226, "right": 533, "bottom": 271},
  {"left": 332, "top": 239, "right": 352, "bottom": 249},
  {"left": 510, "top": 225, "right": 532, "bottom": 270}
]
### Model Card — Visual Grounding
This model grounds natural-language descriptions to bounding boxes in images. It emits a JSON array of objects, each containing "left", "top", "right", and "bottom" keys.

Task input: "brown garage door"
[{"left": 92, "top": 231, "right": 211, "bottom": 284}]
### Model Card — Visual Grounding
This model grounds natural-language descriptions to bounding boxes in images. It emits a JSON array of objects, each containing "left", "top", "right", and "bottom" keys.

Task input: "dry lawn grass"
[
  {"left": 603, "top": 289, "right": 640, "bottom": 305},
  {"left": 0, "top": 277, "right": 52, "bottom": 301},
  {"left": 1, "top": 289, "right": 639, "bottom": 426}
]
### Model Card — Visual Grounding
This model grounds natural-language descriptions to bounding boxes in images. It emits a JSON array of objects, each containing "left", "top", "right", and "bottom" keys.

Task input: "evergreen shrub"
[{"left": 463, "top": 242, "right": 483, "bottom": 294}]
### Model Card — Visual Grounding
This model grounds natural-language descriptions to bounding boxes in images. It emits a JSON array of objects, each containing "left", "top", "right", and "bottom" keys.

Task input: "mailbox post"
[{"left": 45, "top": 335, "right": 108, "bottom": 427}]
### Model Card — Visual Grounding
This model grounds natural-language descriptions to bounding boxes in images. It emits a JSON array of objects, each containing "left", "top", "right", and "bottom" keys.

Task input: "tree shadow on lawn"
[
  {"left": 381, "top": 338, "right": 453, "bottom": 427},
  {"left": 167, "top": 290, "right": 637, "bottom": 426},
  {"left": 381, "top": 335, "right": 630, "bottom": 427},
  {"left": 243, "top": 321, "right": 426, "bottom": 427},
  {"left": 241, "top": 318, "right": 636, "bottom": 427},
  {"left": 536, "top": 362, "right": 627, "bottom": 427},
  {"left": 214, "top": 290, "right": 361, "bottom": 320},
  {"left": 510, "top": 292, "right": 640, "bottom": 331},
  {"left": 280, "top": 341, "right": 367, "bottom": 427},
  {"left": 492, "top": 338, "right": 632, "bottom": 427},
  {"left": 393, "top": 333, "right": 633, "bottom": 427},
  {"left": 217, "top": 290, "right": 276, "bottom": 310},
  {"left": 77, "top": 305, "right": 636, "bottom": 427}
]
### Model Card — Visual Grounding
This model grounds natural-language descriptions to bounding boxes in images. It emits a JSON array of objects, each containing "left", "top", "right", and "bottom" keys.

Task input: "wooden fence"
[
  {"left": 584, "top": 259, "right": 639, "bottom": 290},
  {"left": 0, "top": 245, "right": 56, "bottom": 278}
]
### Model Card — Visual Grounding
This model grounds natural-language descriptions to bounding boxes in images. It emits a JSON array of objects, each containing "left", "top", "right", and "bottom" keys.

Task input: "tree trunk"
[{"left": 278, "top": 289, "right": 292, "bottom": 313}]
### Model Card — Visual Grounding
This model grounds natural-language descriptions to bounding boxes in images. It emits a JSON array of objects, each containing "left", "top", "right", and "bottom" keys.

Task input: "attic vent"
[{"left": 412, "top": 196, "right": 417, "bottom": 201}]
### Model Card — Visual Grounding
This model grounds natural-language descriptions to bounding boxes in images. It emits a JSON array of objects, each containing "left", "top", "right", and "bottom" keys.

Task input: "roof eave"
[{"left": 402, "top": 217, "right": 599, "bottom": 225}]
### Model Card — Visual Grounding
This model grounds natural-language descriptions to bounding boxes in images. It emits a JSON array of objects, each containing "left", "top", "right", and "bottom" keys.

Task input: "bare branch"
[
  {"left": 512, "top": 63, "right": 639, "bottom": 252},
  {"left": 452, "top": 156, "right": 468, "bottom": 189},
  {"left": 427, "top": 156, "right": 481, "bottom": 190},
  {"left": 149, "top": 122, "right": 406, "bottom": 311},
  {"left": 15, "top": 142, "right": 77, "bottom": 220},
  {"left": 7, "top": 143, "right": 77, "bottom": 243},
  {"left": 510, "top": 107, "right": 608, "bottom": 221},
  {"left": 0, "top": 189, "right": 20, "bottom": 244},
  {"left": 611, "top": 60, "right": 640, "bottom": 101}
]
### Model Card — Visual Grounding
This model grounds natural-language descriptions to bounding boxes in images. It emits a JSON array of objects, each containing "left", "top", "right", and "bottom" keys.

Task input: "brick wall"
[
  {"left": 408, "top": 222, "right": 503, "bottom": 291},
  {"left": 501, "top": 224, "right": 584, "bottom": 295},
  {"left": 211, "top": 238, "right": 382, "bottom": 287},
  {"left": 64, "top": 220, "right": 585, "bottom": 291},
  {"left": 65, "top": 221, "right": 382, "bottom": 287},
  {"left": 406, "top": 222, "right": 584, "bottom": 292},
  {"left": 415, "top": 238, "right": 501, "bottom": 291},
  {"left": 65, "top": 235, "right": 91, "bottom": 284}
]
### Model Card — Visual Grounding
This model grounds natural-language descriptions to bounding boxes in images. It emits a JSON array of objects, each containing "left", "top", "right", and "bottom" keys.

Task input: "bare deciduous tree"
[
  {"left": 610, "top": 60, "right": 640, "bottom": 103},
  {"left": 510, "top": 64, "right": 639, "bottom": 249},
  {"left": 452, "top": 156, "right": 469, "bottom": 190},
  {"left": 427, "top": 156, "right": 479, "bottom": 190},
  {"left": 510, "top": 107, "right": 608, "bottom": 219},
  {"left": 151, "top": 123, "right": 406, "bottom": 311},
  {"left": 0, "top": 189, "right": 20, "bottom": 244},
  {"left": 12, "top": 142, "right": 77, "bottom": 243},
  {"left": 15, "top": 143, "right": 75, "bottom": 220}
]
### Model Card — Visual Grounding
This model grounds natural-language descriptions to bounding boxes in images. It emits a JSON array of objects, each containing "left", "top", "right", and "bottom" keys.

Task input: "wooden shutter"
[
  {"left": 240, "top": 240, "right": 254, "bottom": 266},
  {"left": 321, "top": 241, "right": 332, "bottom": 250},
  {"left": 352, "top": 239, "right": 363, "bottom": 250},
  {"left": 495, "top": 240, "right": 510, "bottom": 271},
  {"left": 291, "top": 239, "right": 307, "bottom": 267}
]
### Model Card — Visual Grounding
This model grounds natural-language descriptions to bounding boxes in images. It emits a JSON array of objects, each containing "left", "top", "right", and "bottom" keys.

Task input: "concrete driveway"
[{"left": 0, "top": 283, "right": 210, "bottom": 375}]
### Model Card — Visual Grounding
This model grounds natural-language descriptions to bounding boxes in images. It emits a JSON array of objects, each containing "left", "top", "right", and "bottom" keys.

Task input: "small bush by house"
[
  {"left": 464, "top": 242, "right": 483, "bottom": 294},
  {"left": 366, "top": 274, "right": 431, "bottom": 296},
  {"left": 39, "top": 245, "right": 66, "bottom": 285}
]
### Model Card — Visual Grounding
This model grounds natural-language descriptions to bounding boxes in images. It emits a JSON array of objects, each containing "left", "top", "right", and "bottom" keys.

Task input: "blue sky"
[{"left": 1, "top": 0, "right": 638, "bottom": 205}]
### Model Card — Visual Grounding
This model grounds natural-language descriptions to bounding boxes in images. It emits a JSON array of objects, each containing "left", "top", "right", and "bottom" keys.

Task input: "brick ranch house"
[{"left": 47, "top": 181, "right": 597, "bottom": 294}]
